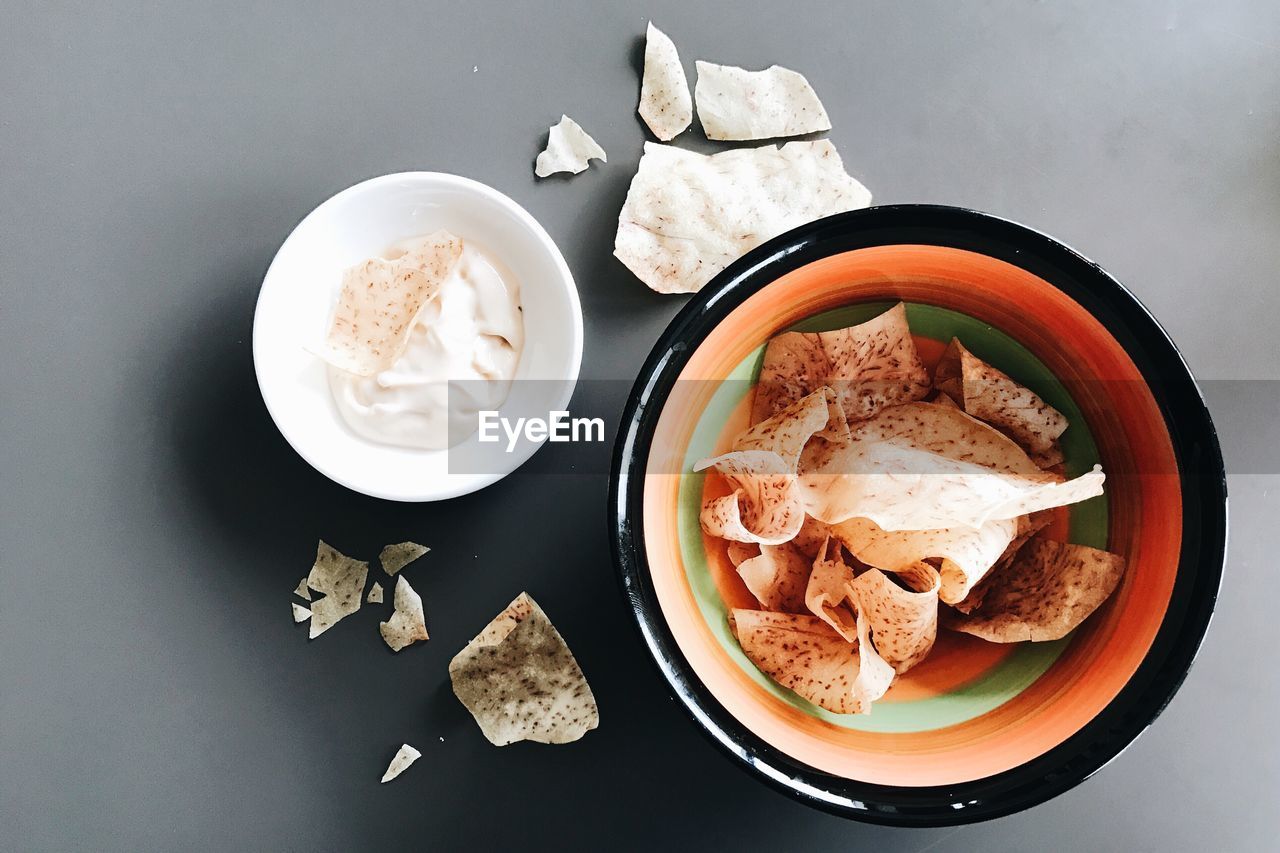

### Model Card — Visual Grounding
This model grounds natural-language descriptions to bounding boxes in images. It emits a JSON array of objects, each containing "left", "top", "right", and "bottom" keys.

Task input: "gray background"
[{"left": 2, "top": 1, "right": 1278, "bottom": 850}]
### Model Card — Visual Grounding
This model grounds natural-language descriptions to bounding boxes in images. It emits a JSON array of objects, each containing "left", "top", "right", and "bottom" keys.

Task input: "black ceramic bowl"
[{"left": 609, "top": 205, "right": 1225, "bottom": 826}]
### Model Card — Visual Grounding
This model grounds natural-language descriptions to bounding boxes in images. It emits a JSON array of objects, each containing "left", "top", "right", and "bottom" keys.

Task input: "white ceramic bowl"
[{"left": 253, "top": 172, "right": 583, "bottom": 501}]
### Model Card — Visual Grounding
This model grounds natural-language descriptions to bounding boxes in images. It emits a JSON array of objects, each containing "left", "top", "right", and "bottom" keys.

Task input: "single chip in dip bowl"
[
  {"left": 611, "top": 206, "right": 1225, "bottom": 825},
  {"left": 254, "top": 173, "right": 583, "bottom": 501}
]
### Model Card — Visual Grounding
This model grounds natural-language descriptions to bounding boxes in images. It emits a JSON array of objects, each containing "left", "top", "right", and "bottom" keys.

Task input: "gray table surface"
[{"left": 3, "top": 1, "right": 1278, "bottom": 850}]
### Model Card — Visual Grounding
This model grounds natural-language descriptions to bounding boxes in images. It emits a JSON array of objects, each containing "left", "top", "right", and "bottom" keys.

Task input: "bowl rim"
[
  {"left": 253, "top": 170, "right": 583, "bottom": 502},
  {"left": 608, "top": 204, "right": 1227, "bottom": 826}
]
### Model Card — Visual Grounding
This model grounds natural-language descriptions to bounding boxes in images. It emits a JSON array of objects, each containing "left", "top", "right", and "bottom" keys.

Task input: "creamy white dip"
[{"left": 329, "top": 240, "right": 523, "bottom": 449}]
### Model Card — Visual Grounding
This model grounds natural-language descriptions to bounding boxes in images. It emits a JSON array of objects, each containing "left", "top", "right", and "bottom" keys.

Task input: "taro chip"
[
  {"left": 732, "top": 387, "right": 842, "bottom": 469},
  {"left": 736, "top": 543, "right": 810, "bottom": 613},
  {"left": 730, "top": 609, "right": 892, "bottom": 714},
  {"left": 798, "top": 402, "right": 1105, "bottom": 531},
  {"left": 695, "top": 451, "right": 804, "bottom": 545},
  {"left": 949, "top": 538, "right": 1126, "bottom": 642},
  {"left": 380, "top": 541, "right": 430, "bottom": 576},
  {"left": 753, "top": 303, "right": 930, "bottom": 426},
  {"left": 804, "top": 541, "right": 858, "bottom": 641},
  {"left": 614, "top": 141, "right": 871, "bottom": 294},
  {"left": 638, "top": 22, "right": 692, "bottom": 141},
  {"left": 449, "top": 593, "right": 598, "bottom": 746},
  {"left": 293, "top": 578, "right": 311, "bottom": 601},
  {"left": 534, "top": 115, "right": 606, "bottom": 177},
  {"left": 831, "top": 515, "right": 1017, "bottom": 605},
  {"left": 367, "top": 582, "right": 384, "bottom": 604},
  {"left": 936, "top": 338, "right": 1068, "bottom": 468},
  {"left": 379, "top": 576, "right": 429, "bottom": 652},
  {"left": 291, "top": 603, "right": 311, "bottom": 624},
  {"left": 306, "top": 541, "right": 369, "bottom": 639},
  {"left": 321, "top": 232, "right": 462, "bottom": 376},
  {"left": 850, "top": 563, "right": 940, "bottom": 674},
  {"left": 694, "top": 61, "right": 831, "bottom": 141},
  {"left": 380, "top": 744, "right": 421, "bottom": 783}
]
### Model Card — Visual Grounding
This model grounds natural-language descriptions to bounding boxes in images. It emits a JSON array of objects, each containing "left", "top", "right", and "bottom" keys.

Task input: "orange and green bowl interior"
[{"left": 641, "top": 245, "right": 1182, "bottom": 788}]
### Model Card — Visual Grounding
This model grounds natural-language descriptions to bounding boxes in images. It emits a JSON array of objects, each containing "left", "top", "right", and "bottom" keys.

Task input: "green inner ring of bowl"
[{"left": 675, "top": 302, "right": 1109, "bottom": 733}]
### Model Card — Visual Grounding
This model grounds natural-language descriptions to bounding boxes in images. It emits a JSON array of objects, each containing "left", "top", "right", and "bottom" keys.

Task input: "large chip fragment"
[
  {"left": 753, "top": 303, "right": 930, "bottom": 425},
  {"left": 614, "top": 141, "right": 871, "bottom": 294},
  {"left": 694, "top": 61, "right": 831, "bottom": 140},
  {"left": 638, "top": 22, "right": 692, "bottom": 140},
  {"left": 306, "top": 541, "right": 369, "bottom": 639},
  {"left": 935, "top": 338, "right": 1069, "bottom": 468},
  {"left": 949, "top": 538, "right": 1126, "bottom": 642},
  {"left": 448, "top": 593, "right": 598, "bottom": 746},
  {"left": 320, "top": 232, "right": 462, "bottom": 376},
  {"left": 379, "top": 576, "right": 429, "bottom": 652}
]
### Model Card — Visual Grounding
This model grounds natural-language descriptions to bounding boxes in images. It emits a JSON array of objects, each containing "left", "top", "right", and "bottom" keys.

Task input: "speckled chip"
[
  {"left": 448, "top": 593, "right": 598, "bottom": 746},
  {"left": 305, "top": 540, "right": 368, "bottom": 639},
  {"left": 379, "top": 541, "right": 429, "bottom": 576},
  {"left": 379, "top": 576, "right": 429, "bottom": 652}
]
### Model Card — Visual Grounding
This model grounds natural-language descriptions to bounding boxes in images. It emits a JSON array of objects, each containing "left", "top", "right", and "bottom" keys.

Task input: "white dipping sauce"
[{"left": 329, "top": 241, "right": 523, "bottom": 449}]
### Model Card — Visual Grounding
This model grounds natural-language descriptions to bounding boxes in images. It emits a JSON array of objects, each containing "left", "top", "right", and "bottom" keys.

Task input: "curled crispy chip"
[
  {"left": 733, "top": 387, "right": 846, "bottom": 468},
  {"left": 851, "top": 563, "right": 940, "bottom": 674},
  {"left": 753, "top": 304, "right": 930, "bottom": 426},
  {"left": 725, "top": 540, "right": 760, "bottom": 568},
  {"left": 696, "top": 451, "right": 803, "bottom": 545},
  {"left": 379, "top": 576, "right": 429, "bottom": 652},
  {"left": 291, "top": 603, "right": 311, "bottom": 624},
  {"left": 730, "top": 609, "right": 892, "bottom": 714},
  {"left": 534, "top": 115, "right": 606, "bottom": 177},
  {"left": 736, "top": 543, "right": 810, "bottom": 612},
  {"left": 831, "top": 515, "right": 1017, "bottom": 605},
  {"left": 791, "top": 515, "right": 833, "bottom": 560},
  {"left": 804, "top": 541, "right": 858, "bottom": 641},
  {"left": 949, "top": 538, "right": 1125, "bottom": 642},
  {"left": 367, "top": 581, "right": 384, "bottom": 604},
  {"left": 306, "top": 541, "right": 369, "bottom": 639},
  {"left": 448, "top": 593, "right": 598, "bottom": 746},
  {"left": 379, "top": 541, "right": 429, "bottom": 576},
  {"left": 638, "top": 22, "right": 692, "bottom": 140},
  {"left": 321, "top": 232, "right": 462, "bottom": 376},
  {"left": 380, "top": 744, "right": 421, "bottom": 783},
  {"left": 798, "top": 402, "right": 1105, "bottom": 531},
  {"left": 935, "top": 338, "right": 1068, "bottom": 468},
  {"left": 694, "top": 61, "right": 831, "bottom": 141},
  {"left": 614, "top": 141, "right": 871, "bottom": 294}
]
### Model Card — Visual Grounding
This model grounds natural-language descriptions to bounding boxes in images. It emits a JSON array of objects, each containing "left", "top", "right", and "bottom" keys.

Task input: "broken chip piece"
[
  {"left": 291, "top": 603, "right": 311, "bottom": 624},
  {"left": 448, "top": 593, "right": 598, "bottom": 746},
  {"left": 293, "top": 578, "right": 311, "bottom": 601},
  {"left": 367, "top": 582, "right": 384, "bottom": 604},
  {"left": 638, "top": 22, "right": 692, "bottom": 140},
  {"left": 694, "top": 60, "right": 831, "bottom": 141},
  {"left": 320, "top": 232, "right": 462, "bottom": 377},
  {"left": 380, "top": 744, "right": 421, "bottom": 783},
  {"left": 379, "top": 576, "right": 429, "bottom": 652},
  {"left": 948, "top": 538, "right": 1126, "bottom": 642},
  {"left": 379, "top": 541, "right": 429, "bottom": 576},
  {"left": 614, "top": 141, "right": 870, "bottom": 293},
  {"left": 534, "top": 115, "right": 606, "bottom": 177},
  {"left": 306, "top": 540, "right": 369, "bottom": 639}
]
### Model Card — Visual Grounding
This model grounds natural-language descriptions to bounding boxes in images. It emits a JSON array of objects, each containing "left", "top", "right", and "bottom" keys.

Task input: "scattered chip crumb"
[
  {"left": 694, "top": 60, "right": 831, "bottom": 141},
  {"left": 306, "top": 541, "right": 369, "bottom": 639},
  {"left": 638, "top": 21, "right": 692, "bottom": 141},
  {"left": 293, "top": 578, "right": 311, "bottom": 601},
  {"left": 379, "top": 576, "right": 430, "bottom": 652},
  {"left": 291, "top": 603, "right": 311, "bottom": 624},
  {"left": 380, "top": 541, "right": 430, "bottom": 576},
  {"left": 534, "top": 115, "right": 606, "bottom": 178},
  {"left": 367, "top": 582, "right": 384, "bottom": 604},
  {"left": 380, "top": 744, "right": 421, "bottom": 783}
]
